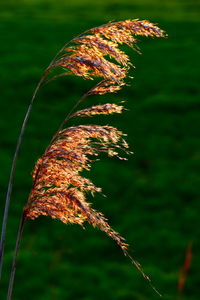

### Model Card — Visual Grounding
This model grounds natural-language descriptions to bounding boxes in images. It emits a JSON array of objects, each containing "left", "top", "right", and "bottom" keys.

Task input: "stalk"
[
  {"left": 6, "top": 212, "right": 26, "bottom": 300},
  {"left": 52, "top": 80, "right": 103, "bottom": 139}
]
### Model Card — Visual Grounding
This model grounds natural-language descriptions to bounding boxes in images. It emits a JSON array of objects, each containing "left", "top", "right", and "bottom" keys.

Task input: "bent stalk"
[{"left": 6, "top": 212, "right": 26, "bottom": 300}]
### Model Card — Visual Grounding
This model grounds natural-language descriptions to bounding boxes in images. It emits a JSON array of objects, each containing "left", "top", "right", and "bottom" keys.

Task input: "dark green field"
[{"left": 0, "top": 0, "right": 200, "bottom": 299}]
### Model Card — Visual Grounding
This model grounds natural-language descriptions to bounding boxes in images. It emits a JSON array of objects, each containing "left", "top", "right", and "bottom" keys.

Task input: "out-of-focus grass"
[{"left": 0, "top": 0, "right": 199, "bottom": 299}]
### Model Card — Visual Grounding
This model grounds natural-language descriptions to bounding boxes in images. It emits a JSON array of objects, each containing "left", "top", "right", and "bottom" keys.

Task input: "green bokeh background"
[{"left": 0, "top": 0, "right": 199, "bottom": 299}]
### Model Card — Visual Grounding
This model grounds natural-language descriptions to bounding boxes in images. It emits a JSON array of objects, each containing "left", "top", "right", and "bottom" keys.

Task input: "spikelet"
[
  {"left": 73, "top": 103, "right": 123, "bottom": 117},
  {"left": 88, "top": 79, "right": 124, "bottom": 95},
  {"left": 24, "top": 19, "right": 166, "bottom": 295}
]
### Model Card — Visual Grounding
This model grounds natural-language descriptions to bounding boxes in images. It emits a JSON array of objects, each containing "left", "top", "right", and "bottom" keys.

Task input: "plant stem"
[
  {"left": 0, "top": 77, "right": 44, "bottom": 280},
  {"left": 6, "top": 212, "right": 26, "bottom": 300},
  {"left": 51, "top": 80, "right": 105, "bottom": 144}
]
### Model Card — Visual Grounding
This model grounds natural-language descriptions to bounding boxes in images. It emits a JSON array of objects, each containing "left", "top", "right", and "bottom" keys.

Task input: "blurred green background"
[{"left": 0, "top": 0, "right": 200, "bottom": 299}]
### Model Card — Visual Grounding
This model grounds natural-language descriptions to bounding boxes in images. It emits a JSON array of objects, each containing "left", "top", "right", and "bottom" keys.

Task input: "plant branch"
[{"left": 50, "top": 80, "right": 106, "bottom": 146}]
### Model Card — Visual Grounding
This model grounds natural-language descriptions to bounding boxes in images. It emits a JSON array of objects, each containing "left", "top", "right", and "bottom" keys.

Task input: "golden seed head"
[{"left": 25, "top": 20, "right": 166, "bottom": 279}]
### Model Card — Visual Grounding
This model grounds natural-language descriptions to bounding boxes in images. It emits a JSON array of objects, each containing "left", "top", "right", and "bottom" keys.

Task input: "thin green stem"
[
  {"left": 6, "top": 212, "right": 26, "bottom": 300},
  {"left": 50, "top": 80, "right": 105, "bottom": 145}
]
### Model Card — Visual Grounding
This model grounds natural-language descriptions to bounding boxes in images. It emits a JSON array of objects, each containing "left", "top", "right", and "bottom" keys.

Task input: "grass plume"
[{"left": 4, "top": 19, "right": 166, "bottom": 299}]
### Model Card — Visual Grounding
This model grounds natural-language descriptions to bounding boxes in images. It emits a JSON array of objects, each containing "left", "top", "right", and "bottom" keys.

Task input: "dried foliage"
[
  {"left": 178, "top": 242, "right": 193, "bottom": 293},
  {"left": 23, "top": 19, "right": 166, "bottom": 293}
]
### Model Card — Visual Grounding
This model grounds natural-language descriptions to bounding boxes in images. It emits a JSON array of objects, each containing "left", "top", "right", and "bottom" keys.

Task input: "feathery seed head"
[
  {"left": 25, "top": 125, "right": 128, "bottom": 222},
  {"left": 46, "top": 19, "right": 166, "bottom": 95},
  {"left": 24, "top": 20, "right": 166, "bottom": 293}
]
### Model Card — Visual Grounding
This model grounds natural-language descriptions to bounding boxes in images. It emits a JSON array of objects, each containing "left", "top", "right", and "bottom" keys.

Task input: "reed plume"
[
  {"left": 5, "top": 19, "right": 166, "bottom": 299},
  {"left": 45, "top": 19, "right": 165, "bottom": 93}
]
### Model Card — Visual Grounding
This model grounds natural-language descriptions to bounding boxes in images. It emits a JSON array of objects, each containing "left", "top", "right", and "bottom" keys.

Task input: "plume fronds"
[
  {"left": 45, "top": 19, "right": 166, "bottom": 95},
  {"left": 24, "top": 120, "right": 158, "bottom": 292},
  {"left": 22, "top": 19, "right": 166, "bottom": 295},
  {"left": 4, "top": 19, "right": 167, "bottom": 300},
  {"left": 73, "top": 103, "right": 124, "bottom": 117},
  {"left": 24, "top": 123, "right": 129, "bottom": 222}
]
